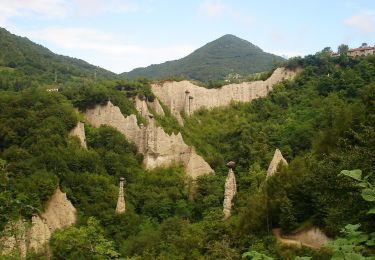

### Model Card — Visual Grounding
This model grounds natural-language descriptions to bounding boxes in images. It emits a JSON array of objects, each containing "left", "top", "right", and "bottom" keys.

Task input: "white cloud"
[
  {"left": 21, "top": 26, "right": 196, "bottom": 73},
  {"left": 230, "top": 10, "right": 254, "bottom": 25},
  {"left": 72, "top": 0, "right": 139, "bottom": 16},
  {"left": 269, "top": 29, "right": 285, "bottom": 43},
  {"left": 0, "top": 0, "right": 143, "bottom": 26},
  {"left": 344, "top": 13, "right": 375, "bottom": 35},
  {"left": 199, "top": 0, "right": 255, "bottom": 25},
  {"left": 0, "top": 0, "right": 68, "bottom": 25},
  {"left": 199, "top": 0, "right": 225, "bottom": 17},
  {"left": 268, "top": 50, "right": 306, "bottom": 59}
]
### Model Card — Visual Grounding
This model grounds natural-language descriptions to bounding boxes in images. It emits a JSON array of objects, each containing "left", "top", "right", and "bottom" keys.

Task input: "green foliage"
[
  {"left": 1, "top": 39, "right": 375, "bottom": 259},
  {"left": 124, "top": 34, "right": 284, "bottom": 82},
  {"left": 279, "top": 196, "right": 298, "bottom": 233},
  {"left": 325, "top": 224, "right": 375, "bottom": 259},
  {"left": 0, "top": 89, "right": 76, "bottom": 222},
  {"left": 340, "top": 169, "right": 375, "bottom": 215},
  {"left": 338, "top": 44, "right": 349, "bottom": 56},
  {"left": 51, "top": 217, "right": 119, "bottom": 259},
  {"left": 60, "top": 79, "right": 152, "bottom": 118},
  {"left": 152, "top": 100, "right": 182, "bottom": 135},
  {"left": 242, "top": 250, "right": 274, "bottom": 259},
  {"left": 181, "top": 54, "right": 375, "bottom": 238},
  {"left": 0, "top": 27, "right": 115, "bottom": 91}
]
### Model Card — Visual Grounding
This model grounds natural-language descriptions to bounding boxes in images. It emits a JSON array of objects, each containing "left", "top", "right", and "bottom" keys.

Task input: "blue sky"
[{"left": 1, "top": 0, "right": 374, "bottom": 73}]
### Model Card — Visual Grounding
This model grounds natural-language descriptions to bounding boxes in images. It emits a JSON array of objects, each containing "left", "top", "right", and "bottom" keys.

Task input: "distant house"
[
  {"left": 46, "top": 88, "right": 59, "bottom": 92},
  {"left": 347, "top": 46, "right": 375, "bottom": 57},
  {"left": 332, "top": 45, "right": 375, "bottom": 57}
]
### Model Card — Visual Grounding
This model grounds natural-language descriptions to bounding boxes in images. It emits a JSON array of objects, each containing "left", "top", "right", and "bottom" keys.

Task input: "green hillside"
[
  {"left": 124, "top": 34, "right": 285, "bottom": 82},
  {"left": 0, "top": 27, "right": 116, "bottom": 91},
  {"left": 1, "top": 45, "right": 374, "bottom": 259}
]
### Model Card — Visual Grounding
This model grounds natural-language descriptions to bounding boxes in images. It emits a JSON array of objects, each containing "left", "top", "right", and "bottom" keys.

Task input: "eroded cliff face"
[
  {"left": 29, "top": 187, "right": 76, "bottom": 254},
  {"left": 147, "top": 98, "right": 165, "bottom": 116},
  {"left": 0, "top": 219, "right": 27, "bottom": 258},
  {"left": 0, "top": 187, "right": 76, "bottom": 258},
  {"left": 69, "top": 121, "right": 87, "bottom": 149},
  {"left": 266, "top": 148, "right": 288, "bottom": 178},
  {"left": 151, "top": 68, "right": 298, "bottom": 122},
  {"left": 85, "top": 101, "right": 213, "bottom": 179}
]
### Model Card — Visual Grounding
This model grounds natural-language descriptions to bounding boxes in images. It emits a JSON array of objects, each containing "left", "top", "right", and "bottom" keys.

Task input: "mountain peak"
[
  {"left": 124, "top": 35, "right": 283, "bottom": 82},
  {"left": 219, "top": 34, "right": 239, "bottom": 39}
]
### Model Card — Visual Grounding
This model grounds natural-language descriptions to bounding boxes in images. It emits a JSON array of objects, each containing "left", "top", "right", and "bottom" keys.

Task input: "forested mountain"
[
  {"left": 123, "top": 34, "right": 285, "bottom": 82},
  {"left": 1, "top": 43, "right": 374, "bottom": 259},
  {"left": 0, "top": 27, "right": 115, "bottom": 91}
]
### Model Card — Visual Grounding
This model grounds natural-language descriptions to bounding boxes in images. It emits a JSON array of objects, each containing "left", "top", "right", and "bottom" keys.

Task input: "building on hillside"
[
  {"left": 46, "top": 88, "right": 59, "bottom": 92},
  {"left": 332, "top": 45, "right": 375, "bottom": 57},
  {"left": 347, "top": 46, "right": 375, "bottom": 57}
]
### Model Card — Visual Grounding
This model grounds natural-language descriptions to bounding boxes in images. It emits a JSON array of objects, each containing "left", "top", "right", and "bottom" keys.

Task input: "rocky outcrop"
[
  {"left": 69, "top": 121, "right": 87, "bottom": 149},
  {"left": 223, "top": 161, "right": 237, "bottom": 219},
  {"left": 28, "top": 216, "right": 50, "bottom": 253},
  {"left": 29, "top": 187, "right": 76, "bottom": 253},
  {"left": 1, "top": 187, "right": 76, "bottom": 258},
  {"left": 135, "top": 97, "right": 150, "bottom": 119},
  {"left": 116, "top": 177, "right": 126, "bottom": 214},
  {"left": 266, "top": 149, "right": 288, "bottom": 178},
  {"left": 147, "top": 98, "right": 165, "bottom": 116},
  {"left": 273, "top": 227, "right": 330, "bottom": 249},
  {"left": 85, "top": 101, "right": 213, "bottom": 179},
  {"left": 135, "top": 97, "right": 165, "bottom": 119},
  {"left": 152, "top": 68, "right": 298, "bottom": 122},
  {"left": 0, "top": 219, "right": 27, "bottom": 258},
  {"left": 40, "top": 187, "right": 76, "bottom": 231}
]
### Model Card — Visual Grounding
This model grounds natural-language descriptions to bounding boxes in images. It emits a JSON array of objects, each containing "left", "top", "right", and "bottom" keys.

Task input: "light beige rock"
[
  {"left": 40, "top": 187, "right": 76, "bottom": 231},
  {"left": 28, "top": 215, "right": 50, "bottom": 253},
  {"left": 0, "top": 219, "right": 27, "bottom": 258},
  {"left": 147, "top": 98, "right": 165, "bottom": 116},
  {"left": 135, "top": 97, "right": 150, "bottom": 120},
  {"left": 28, "top": 187, "right": 76, "bottom": 253},
  {"left": 266, "top": 149, "right": 288, "bottom": 178},
  {"left": 152, "top": 68, "right": 298, "bottom": 122},
  {"left": 223, "top": 165, "right": 237, "bottom": 219},
  {"left": 273, "top": 227, "right": 331, "bottom": 249},
  {"left": 85, "top": 101, "right": 213, "bottom": 179},
  {"left": 1, "top": 187, "right": 76, "bottom": 258},
  {"left": 69, "top": 121, "right": 87, "bottom": 149},
  {"left": 116, "top": 178, "right": 126, "bottom": 214}
]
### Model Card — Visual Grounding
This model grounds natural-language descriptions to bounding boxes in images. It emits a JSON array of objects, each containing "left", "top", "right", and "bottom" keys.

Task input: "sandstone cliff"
[
  {"left": 69, "top": 121, "right": 87, "bottom": 148},
  {"left": 135, "top": 97, "right": 150, "bottom": 119},
  {"left": 29, "top": 187, "right": 76, "bottom": 254},
  {"left": 147, "top": 98, "right": 165, "bottom": 116},
  {"left": 151, "top": 68, "right": 298, "bottom": 122},
  {"left": 1, "top": 187, "right": 76, "bottom": 258},
  {"left": 266, "top": 149, "right": 288, "bottom": 178},
  {"left": 85, "top": 101, "right": 213, "bottom": 179}
]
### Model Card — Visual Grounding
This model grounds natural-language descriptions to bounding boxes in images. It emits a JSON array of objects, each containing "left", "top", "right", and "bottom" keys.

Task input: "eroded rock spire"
[
  {"left": 116, "top": 177, "right": 126, "bottom": 214},
  {"left": 266, "top": 149, "right": 288, "bottom": 178},
  {"left": 223, "top": 161, "right": 237, "bottom": 219}
]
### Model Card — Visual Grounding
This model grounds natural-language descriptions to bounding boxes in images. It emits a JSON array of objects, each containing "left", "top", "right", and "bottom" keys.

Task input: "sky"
[{"left": 0, "top": 0, "right": 375, "bottom": 74}]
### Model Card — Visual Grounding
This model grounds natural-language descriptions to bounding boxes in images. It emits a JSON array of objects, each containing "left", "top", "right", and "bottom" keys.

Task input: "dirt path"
[{"left": 273, "top": 227, "right": 330, "bottom": 249}]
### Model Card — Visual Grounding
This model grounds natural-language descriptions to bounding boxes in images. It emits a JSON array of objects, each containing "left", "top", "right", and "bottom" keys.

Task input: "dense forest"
[
  {"left": 0, "top": 28, "right": 115, "bottom": 92},
  {"left": 0, "top": 35, "right": 374, "bottom": 260}
]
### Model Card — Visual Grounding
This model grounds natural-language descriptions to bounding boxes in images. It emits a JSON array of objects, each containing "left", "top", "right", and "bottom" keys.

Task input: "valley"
[{"left": 0, "top": 27, "right": 374, "bottom": 259}]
